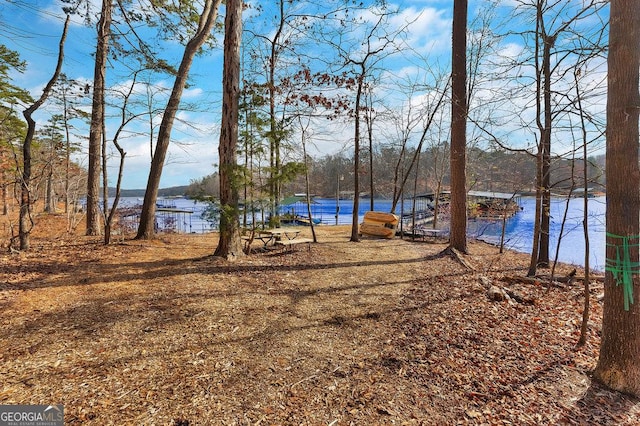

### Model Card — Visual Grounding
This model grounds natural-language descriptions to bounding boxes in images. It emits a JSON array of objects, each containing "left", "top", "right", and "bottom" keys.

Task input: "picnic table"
[
  {"left": 241, "top": 228, "right": 302, "bottom": 250},
  {"left": 241, "top": 230, "right": 275, "bottom": 249},
  {"left": 263, "top": 228, "right": 301, "bottom": 241},
  {"left": 267, "top": 229, "right": 312, "bottom": 251}
]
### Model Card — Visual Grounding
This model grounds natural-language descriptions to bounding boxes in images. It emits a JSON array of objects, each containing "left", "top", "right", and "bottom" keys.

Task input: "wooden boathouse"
[{"left": 401, "top": 190, "right": 522, "bottom": 234}]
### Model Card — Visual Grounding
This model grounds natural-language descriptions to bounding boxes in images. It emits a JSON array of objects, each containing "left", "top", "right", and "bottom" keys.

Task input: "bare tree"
[
  {"left": 319, "top": 5, "right": 405, "bottom": 241},
  {"left": 102, "top": 71, "right": 144, "bottom": 245},
  {"left": 15, "top": 14, "right": 70, "bottom": 251},
  {"left": 573, "top": 67, "right": 591, "bottom": 346},
  {"left": 297, "top": 115, "right": 317, "bottom": 242},
  {"left": 363, "top": 84, "right": 376, "bottom": 212},
  {"left": 50, "top": 75, "right": 90, "bottom": 215},
  {"left": 501, "top": 0, "right": 608, "bottom": 275},
  {"left": 389, "top": 78, "right": 449, "bottom": 214}
]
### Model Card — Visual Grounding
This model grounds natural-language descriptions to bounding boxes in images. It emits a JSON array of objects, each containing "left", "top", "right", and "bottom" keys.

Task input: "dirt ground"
[{"left": 1, "top": 212, "right": 639, "bottom": 425}]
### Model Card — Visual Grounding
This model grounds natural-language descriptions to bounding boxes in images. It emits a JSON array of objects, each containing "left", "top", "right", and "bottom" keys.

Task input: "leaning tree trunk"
[
  {"left": 214, "top": 0, "right": 244, "bottom": 259},
  {"left": 17, "top": 15, "right": 69, "bottom": 250},
  {"left": 390, "top": 83, "right": 448, "bottom": 216},
  {"left": 136, "top": 0, "right": 222, "bottom": 239},
  {"left": 594, "top": 0, "right": 640, "bottom": 397}
]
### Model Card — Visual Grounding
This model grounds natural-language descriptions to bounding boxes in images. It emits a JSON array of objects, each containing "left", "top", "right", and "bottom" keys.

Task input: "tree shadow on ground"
[
  {"left": 3, "top": 243, "right": 469, "bottom": 291},
  {"left": 563, "top": 380, "right": 640, "bottom": 424}
]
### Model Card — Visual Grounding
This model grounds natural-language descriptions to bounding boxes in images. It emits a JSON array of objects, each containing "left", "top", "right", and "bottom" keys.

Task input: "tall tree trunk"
[
  {"left": 350, "top": 72, "right": 364, "bottom": 242},
  {"left": 214, "top": 0, "right": 244, "bottom": 259},
  {"left": 136, "top": 0, "right": 222, "bottom": 239},
  {"left": 410, "top": 147, "right": 422, "bottom": 236},
  {"left": 86, "top": 0, "right": 111, "bottom": 236},
  {"left": 538, "top": 34, "right": 554, "bottom": 267},
  {"left": 102, "top": 127, "right": 110, "bottom": 244},
  {"left": 448, "top": 0, "right": 468, "bottom": 253},
  {"left": 241, "top": 93, "right": 249, "bottom": 229},
  {"left": 574, "top": 68, "right": 591, "bottom": 346},
  {"left": 299, "top": 119, "right": 317, "bottom": 243},
  {"left": 64, "top": 98, "right": 71, "bottom": 214},
  {"left": 390, "top": 144, "right": 407, "bottom": 214},
  {"left": 366, "top": 90, "right": 375, "bottom": 212},
  {"left": 45, "top": 166, "right": 55, "bottom": 213},
  {"left": 1, "top": 148, "right": 7, "bottom": 215},
  {"left": 1, "top": 170, "right": 7, "bottom": 215},
  {"left": 268, "top": 0, "right": 285, "bottom": 222},
  {"left": 594, "top": 0, "right": 640, "bottom": 397},
  {"left": 18, "top": 15, "right": 69, "bottom": 250},
  {"left": 528, "top": 3, "right": 545, "bottom": 276},
  {"left": 104, "top": 132, "right": 126, "bottom": 245},
  {"left": 528, "top": 148, "right": 543, "bottom": 276}
]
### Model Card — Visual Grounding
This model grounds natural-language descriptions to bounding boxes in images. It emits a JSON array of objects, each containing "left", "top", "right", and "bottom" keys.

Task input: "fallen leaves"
[{"left": 0, "top": 217, "right": 639, "bottom": 424}]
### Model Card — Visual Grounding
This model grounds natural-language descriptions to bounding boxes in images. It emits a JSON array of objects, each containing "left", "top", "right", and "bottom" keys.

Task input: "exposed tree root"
[{"left": 438, "top": 246, "right": 476, "bottom": 270}]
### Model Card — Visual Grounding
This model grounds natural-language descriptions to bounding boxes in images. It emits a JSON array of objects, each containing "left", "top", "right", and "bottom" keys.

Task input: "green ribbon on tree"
[{"left": 605, "top": 233, "right": 640, "bottom": 311}]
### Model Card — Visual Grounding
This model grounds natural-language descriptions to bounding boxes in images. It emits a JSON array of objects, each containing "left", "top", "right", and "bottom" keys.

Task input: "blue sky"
[
  {"left": 3, "top": 0, "right": 229, "bottom": 188},
  {"left": 1, "top": 0, "right": 609, "bottom": 189}
]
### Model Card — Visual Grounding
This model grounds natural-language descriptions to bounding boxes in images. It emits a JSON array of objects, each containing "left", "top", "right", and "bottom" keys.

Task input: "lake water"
[
  {"left": 116, "top": 195, "right": 607, "bottom": 272},
  {"left": 468, "top": 196, "right": 606, "bottom": 272},
  {"left": 317, "top": 196, "right": 607, "bottom": 272}
]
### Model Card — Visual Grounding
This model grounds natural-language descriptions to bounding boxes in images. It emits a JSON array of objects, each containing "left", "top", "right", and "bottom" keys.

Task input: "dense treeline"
[{"left": 186, "top": 147, "right": 605, "bottom": 200}]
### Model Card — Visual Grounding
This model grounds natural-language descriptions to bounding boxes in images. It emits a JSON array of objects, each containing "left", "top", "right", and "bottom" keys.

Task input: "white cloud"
[
  {"left": 392, "top": 6, "right": 451, "bottom": 55},
  {"left": 183, "top": 87, "right": 204, "bottom": 99}
]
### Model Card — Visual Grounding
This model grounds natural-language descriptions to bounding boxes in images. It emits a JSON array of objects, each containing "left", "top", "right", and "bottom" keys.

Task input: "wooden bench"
[{"left": 275, "top": 238, "right": 313, "bottom": 251}]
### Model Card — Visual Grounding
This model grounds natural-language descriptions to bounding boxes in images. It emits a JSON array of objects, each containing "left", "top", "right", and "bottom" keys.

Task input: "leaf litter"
[{"left": 0, "top": 214, "right": 639, "bottom": 425}]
